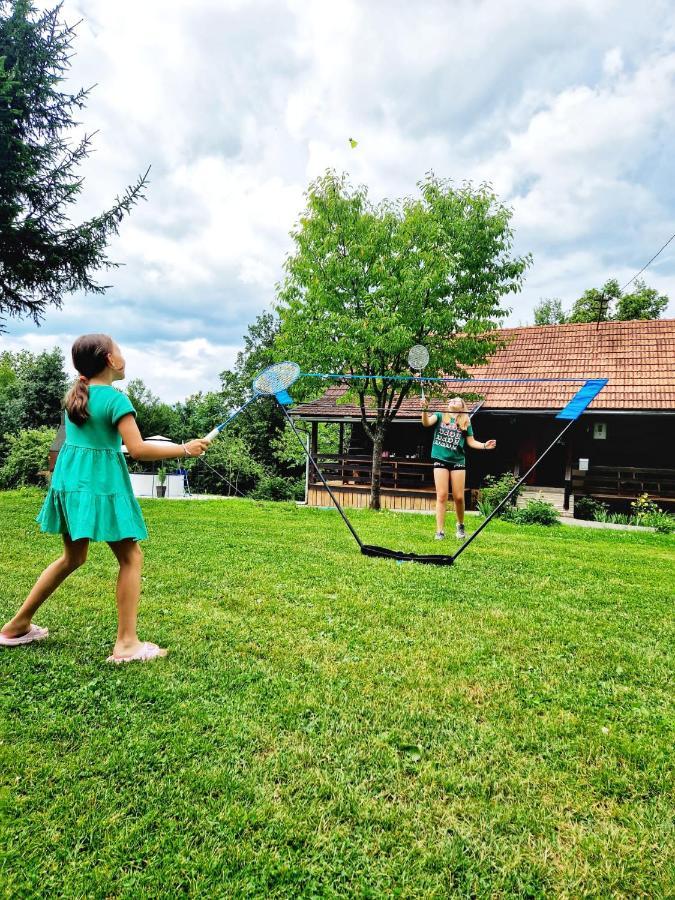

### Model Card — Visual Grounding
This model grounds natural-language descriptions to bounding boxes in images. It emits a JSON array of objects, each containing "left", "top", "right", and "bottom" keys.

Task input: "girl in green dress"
[{"left": 0, "top": 334, "right": 209, "bottom": 663}]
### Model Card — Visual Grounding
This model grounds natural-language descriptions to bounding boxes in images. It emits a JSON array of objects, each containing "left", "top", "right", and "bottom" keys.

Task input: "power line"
[{"left": 621, "top": 230, "right": 675, "bottom": 292}]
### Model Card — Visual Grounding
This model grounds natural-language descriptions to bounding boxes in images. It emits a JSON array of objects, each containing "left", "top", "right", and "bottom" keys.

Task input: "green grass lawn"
[{"left": 1, "top": 489, "right": 673, "bottom": 898}]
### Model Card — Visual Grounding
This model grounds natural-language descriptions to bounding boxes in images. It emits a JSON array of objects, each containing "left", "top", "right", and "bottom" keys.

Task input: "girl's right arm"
[
  {"left": 117, "top": 414, "right": 208, "bottom": 461},
  {"left": 421, "top": 401, "right": 438, "bottom": 428}
]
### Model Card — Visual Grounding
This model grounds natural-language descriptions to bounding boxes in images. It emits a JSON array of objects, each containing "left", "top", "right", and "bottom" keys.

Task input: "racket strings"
[
  {"left": 408, "top": 345, "right": 429, "bottom": 371},
  {"left": 253, "top": 361, "right": 301, "bottom": 395}
]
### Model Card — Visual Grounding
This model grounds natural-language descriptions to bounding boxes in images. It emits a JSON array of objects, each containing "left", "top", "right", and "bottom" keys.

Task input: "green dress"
[{"left": 37, "top": 386, "right": 148, "bottom": 542}]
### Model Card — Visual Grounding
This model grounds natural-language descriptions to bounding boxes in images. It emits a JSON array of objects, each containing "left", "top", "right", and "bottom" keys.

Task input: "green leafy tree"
[
  {"left": 0, "top": 347, "right": 66, "bottom": 460},
  {"left": 174, "top": 390, "right": 229, "bottom": 445},
  {"left": 126, "top": 378, "right": 181, "bottom": 439},
  {"left": 14, "top": 347, "right": 67, "bottom": 429},
  {"left": 0, "top": 0, "right": 148, "bottom": 328},
  {"left": 533, "top": 298, "right": 567, "bottom": 325},
  {"left": 0, "top": 351, "right": 19, "bottom": 454},
  {"left": 220, "top": 312, "right": 278, "bottom": 403},
  {"left": 541, "top": 277, "right": 669, "bottom": 324},
  {"left": 219, "top": 311, "right": 302, "bottom": 477},
  {"left": 567, "top": 279, "right": 621, "bottom": 324},
  {"left": 186, "top": 431, "right": 263, "bottom": 496},
  {"left": 0, "top": 425, "right": 54, "bottom": 486},
  {"left": 0, "top": 352, "right": 15, "bottom": 390},
  {"left": 614, "top": 279, "right": 668, "bottom": 321},
  {"left": 276, "top": 171, "right": 531, "bottom": 508}
]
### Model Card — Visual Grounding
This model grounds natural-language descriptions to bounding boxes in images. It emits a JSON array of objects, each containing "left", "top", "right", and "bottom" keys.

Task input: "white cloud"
[
  {"left": 120, "top": 339, "right": 239, "bottom": 403},
  {"left": 4, "top": 0, "right": 675, "bottom": 395},
  {"left": 0, "top": 332, "right": 238, "bottom": 404},
  {"left": 603, "top": 47, "right": 624, "bottom": 77}
]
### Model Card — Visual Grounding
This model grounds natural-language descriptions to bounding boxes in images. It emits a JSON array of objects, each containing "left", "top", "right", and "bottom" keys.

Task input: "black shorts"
[{"left": 433, "top": 460, "right": 465, "bottom": 472}]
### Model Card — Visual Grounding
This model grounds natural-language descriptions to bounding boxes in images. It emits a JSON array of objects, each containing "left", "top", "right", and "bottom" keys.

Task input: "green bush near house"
[
  {"left": 477, "top": 472, "right": 522, "bottom": 517},
  {"left": 576, "top": 492, "right": 675, "bottom": 533},
  {"left": 640, "top": 509, "right": 674, "bottom": 534},
  {"left": 503, "top": 497, "right": 560, "bottom": 526},
  {"left": 574, "top": 495, "right": 608, "bottom": 520},
  {"left": 250, "top": 473, "right": 305, "bottom": 501}
]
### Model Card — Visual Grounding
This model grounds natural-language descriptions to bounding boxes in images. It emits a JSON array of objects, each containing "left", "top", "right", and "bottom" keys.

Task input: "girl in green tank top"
[
  {"left": 0, "top": 334, "right": 209, "bottom": 663},
  {"left": 422, "top": 396, "right": 496, "bottom": 541}
]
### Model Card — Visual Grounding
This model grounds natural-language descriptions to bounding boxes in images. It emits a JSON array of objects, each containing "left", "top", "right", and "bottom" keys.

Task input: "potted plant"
[{"left": 156, "top": 467, "right": 168, "bottom": 498}]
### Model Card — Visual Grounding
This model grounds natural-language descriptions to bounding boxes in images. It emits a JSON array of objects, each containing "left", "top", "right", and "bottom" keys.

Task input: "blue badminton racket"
[{"left": 203, "top": 361, "right": 301, "bottom": 444}]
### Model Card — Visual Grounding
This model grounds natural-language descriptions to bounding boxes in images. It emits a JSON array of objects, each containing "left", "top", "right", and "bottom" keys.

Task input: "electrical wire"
[{"left": 621, "top": 230, "right": 675, "bottom": 292}]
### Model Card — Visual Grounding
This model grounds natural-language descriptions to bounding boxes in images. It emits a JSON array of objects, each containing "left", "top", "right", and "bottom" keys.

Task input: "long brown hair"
[
  {"left": 64, "top": 334, "right": 114, "bottom": 425},
  {"left": 444, "top": 397, "right": 470, "bottom": 431}
]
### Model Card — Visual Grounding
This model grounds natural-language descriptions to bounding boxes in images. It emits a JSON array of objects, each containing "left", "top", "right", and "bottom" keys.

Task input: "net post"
[
  {"left": 451, "top": 418, "right": 578, "bottom": 563},
  {"left": 278, "top": 403, "right": 364, "bottom": 549}
]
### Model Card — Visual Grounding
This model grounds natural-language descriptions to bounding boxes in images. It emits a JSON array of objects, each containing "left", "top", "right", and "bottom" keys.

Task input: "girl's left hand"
[{"left": 485, "top": 439, "right": 497, "bottom": 450}]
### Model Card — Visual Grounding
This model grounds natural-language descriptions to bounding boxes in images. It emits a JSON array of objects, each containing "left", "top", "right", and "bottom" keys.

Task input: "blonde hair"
[
  {"left": 64, "top": 334, "right": 114, "bottom": 425},
  {"left": 444, "top": 396, "right": 470, "bottom": 431}
]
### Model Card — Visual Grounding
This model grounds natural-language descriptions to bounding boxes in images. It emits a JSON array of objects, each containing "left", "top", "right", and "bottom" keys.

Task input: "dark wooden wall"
[{"left": 342, "top": 413, "right": 675, "bottom": 489}]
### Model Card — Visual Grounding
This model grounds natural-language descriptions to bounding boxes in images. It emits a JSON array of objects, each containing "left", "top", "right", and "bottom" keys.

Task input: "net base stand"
[{"left": 361, "top": 544, "right": 455, "bottom": 566}]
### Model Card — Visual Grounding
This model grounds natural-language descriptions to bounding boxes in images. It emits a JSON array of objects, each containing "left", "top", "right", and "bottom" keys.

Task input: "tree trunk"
[{"left": 369, "top": 424, "right": 386, "bottom": 510}]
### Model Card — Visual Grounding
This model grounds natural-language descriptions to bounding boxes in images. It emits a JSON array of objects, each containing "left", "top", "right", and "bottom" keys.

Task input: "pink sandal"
[
  {"left": 106, "top": 642, "right": 168, "bottom": 664},
  {"left": 0, "top": 624, "right": 49, "bottom": 647}
]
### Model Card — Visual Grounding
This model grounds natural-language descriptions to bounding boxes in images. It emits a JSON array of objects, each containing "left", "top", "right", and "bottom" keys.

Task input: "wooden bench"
[{"left": 572, "top": 466, "right": 675, "bottom": 507}]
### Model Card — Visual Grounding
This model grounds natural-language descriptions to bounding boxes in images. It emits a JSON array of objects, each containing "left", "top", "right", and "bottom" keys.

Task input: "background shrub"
[
  {"left": 574, "top": 495, "right": 608, "bottom": 520},
  {"left": 640, "top": 509, "right": 674, "bottom": 534},
  {"left": 250, "top": 474, "right": 304, "bottom": 501},
  {"left": 478, "top": 473, "right": 521, "bottom": 516},
  {"left": 0, "top": 427, "right": 55, "bottom": 488},
  {"left": 502, "top": 498, "right": 559, "bottom": 526}
]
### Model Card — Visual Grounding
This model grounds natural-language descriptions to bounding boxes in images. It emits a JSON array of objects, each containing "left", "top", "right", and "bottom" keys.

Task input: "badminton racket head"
[
  {"left": 408, "top": 344, "right": 429, "bottom": 371},
  {"left": 253, "top": 361, "right": 301, "bottom": 396}
]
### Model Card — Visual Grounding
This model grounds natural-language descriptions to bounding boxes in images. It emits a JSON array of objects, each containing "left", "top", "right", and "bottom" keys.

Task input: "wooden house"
[{"left": 292, "top": 319, "right": 675, "bottom": 515}]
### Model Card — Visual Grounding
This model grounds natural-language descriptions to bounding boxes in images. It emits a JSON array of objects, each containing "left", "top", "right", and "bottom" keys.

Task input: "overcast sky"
[{"left": 3, "top": 0, "right": 675, "bottom": 401}]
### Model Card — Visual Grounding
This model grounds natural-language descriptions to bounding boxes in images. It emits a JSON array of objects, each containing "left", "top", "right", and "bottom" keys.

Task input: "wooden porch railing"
[
  {"left": 310, "top": 454, "right": 436, "bottom": 492},
  {"left": 572, "top": 466, "right": 675, "bottom": 504}
]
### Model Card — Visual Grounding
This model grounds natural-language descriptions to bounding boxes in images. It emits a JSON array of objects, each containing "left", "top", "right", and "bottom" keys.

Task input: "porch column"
[{"left": 564, "top": 435, "right": 574, "bottom": 511}]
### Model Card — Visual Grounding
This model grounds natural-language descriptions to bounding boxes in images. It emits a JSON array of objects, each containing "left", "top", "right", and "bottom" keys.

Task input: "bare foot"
[{"left": 1, "top": 620, "right": 32, "bottom": 639}]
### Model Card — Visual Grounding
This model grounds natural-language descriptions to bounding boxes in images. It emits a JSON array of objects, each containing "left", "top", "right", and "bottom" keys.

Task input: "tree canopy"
[
  {"left": 534, "top": 278, "right": 669, "bottom": 325},
  {"left": 0, "top": 347, "right": 67, "bottom": 456},
  {"left": 0, "top": 0, "right": 148, "bottom": 329},
  {"left": 276, "top": 170, "right": 531, "bottom": 507}
]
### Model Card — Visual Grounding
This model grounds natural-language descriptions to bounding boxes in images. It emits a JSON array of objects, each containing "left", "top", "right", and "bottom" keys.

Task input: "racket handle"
[{"left": 203, "top": 396, "right": 258, "bottom": 444}]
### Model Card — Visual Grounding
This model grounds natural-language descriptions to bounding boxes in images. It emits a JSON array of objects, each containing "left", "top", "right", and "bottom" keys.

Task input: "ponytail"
[
  {"left": 64, "top": 379, "right": 90, "bottom": 426},
  {"left": 64, "top": 334, "right": 114, "bottom": 426}
]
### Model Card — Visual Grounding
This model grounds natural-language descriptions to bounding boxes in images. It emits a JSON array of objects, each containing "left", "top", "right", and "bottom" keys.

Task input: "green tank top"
[{"left": 431, "top": 413, "right": 473, "bottom": 464}]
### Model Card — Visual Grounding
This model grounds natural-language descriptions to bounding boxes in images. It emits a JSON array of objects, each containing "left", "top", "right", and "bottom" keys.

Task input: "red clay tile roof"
[{"left": 293, "top": 319, "right": 675, "bottom": 419}]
